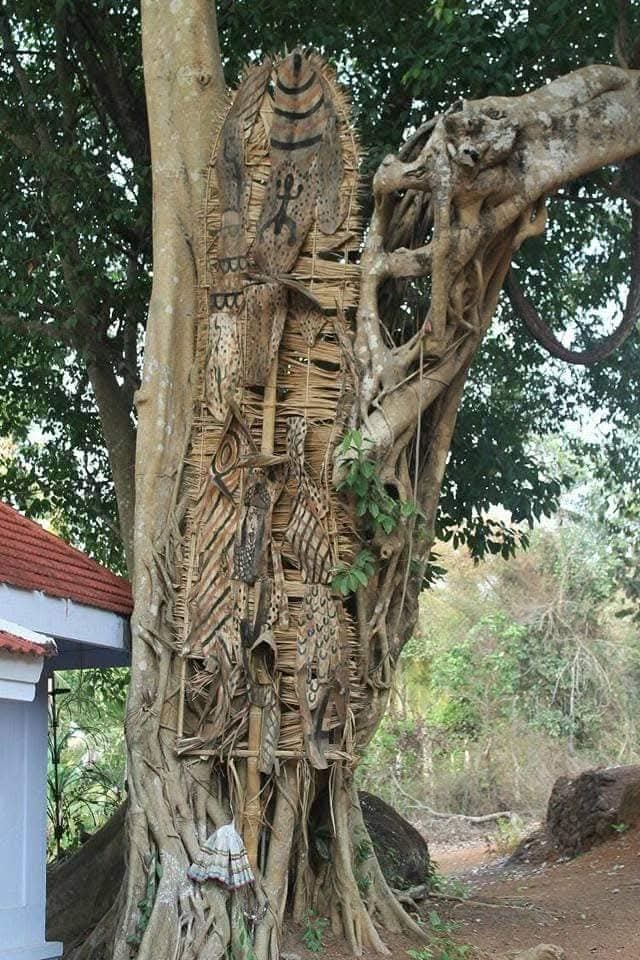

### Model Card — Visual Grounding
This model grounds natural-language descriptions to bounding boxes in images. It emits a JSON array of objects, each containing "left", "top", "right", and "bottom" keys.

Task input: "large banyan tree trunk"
[{"left": 104, "top": 5, "right": 640, "bottom": 960}]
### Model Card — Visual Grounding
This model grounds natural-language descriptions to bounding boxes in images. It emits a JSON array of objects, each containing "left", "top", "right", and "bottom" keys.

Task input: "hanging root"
[
  {"left": 254, "top": 763, "right": 301, "bottom": 960},
  {"left": 305, "top": 764, "right": 428, "bottom": 957},
  {"left": 350, "top": 778, "right": 428, "bottom": 945}
]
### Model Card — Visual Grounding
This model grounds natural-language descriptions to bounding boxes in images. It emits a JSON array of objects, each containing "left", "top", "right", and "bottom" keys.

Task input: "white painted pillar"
[{"left": 0, "top": 675, "right": 62, "bottom": 960}]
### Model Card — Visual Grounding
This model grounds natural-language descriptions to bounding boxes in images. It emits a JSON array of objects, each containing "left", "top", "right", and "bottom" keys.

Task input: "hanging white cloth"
[{"left": 188, "top": 822, "right": 255, "bottom": 889}]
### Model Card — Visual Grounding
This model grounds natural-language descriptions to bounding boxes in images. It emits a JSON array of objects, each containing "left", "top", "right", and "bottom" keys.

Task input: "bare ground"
[
  {"left": 283, "top": 823, "right": 640, "bottom": 960},
  {"left": 433, "top": 824, "right": 640, "bottom": 959}
]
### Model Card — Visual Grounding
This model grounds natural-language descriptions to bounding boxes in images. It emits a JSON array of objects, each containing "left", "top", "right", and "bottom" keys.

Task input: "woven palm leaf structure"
[{"left": 168, "top": 49, "right": 363, "bottom": 864}]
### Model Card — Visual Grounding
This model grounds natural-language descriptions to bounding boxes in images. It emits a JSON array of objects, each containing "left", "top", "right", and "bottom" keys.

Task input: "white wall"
[
  {"left": 0, "top": 651, "right": 44, "bottom": 702},
  {"left": 0, "top": 677, "right": 62, "bottom": 960},
  {"left": 0, "top": 584, "right": 130, "bottom": 653},
  {"left": 0, "top": 585, "right": 130, "bottom": 959}
]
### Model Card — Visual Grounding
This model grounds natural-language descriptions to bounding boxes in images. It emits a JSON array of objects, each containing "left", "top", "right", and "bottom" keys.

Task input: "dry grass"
[{"left": 358, "top": 718, "right": 596, "bottom": 823}]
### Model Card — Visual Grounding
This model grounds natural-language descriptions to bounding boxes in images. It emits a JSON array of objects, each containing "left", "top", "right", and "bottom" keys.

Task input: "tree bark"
[
  {"left": 87, "top": 359, "right": 137, "bottom": 572},
  {"left": 118, "top": 8, "right": 640, "bottom": 957}
]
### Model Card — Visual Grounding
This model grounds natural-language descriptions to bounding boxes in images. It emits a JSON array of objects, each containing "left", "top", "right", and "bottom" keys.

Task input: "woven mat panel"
[{"left": 171, "top": 53, "right": 362, "bottom": 763}]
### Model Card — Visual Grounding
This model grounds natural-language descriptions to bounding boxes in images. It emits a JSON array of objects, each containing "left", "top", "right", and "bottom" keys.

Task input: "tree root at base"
[{"left": 54, "top": 765, "right": 433, "bottom": 960}]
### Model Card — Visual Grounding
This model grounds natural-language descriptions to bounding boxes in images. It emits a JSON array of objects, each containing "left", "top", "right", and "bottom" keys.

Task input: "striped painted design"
[
  {"left": 270, "top": 51, "right": 326, "bottom": 156},
  {"left": 286, "top": 488, "right": 333, "bottom": 584},
  {"left": 233, "top": 58, "right": 273, "bottom": 138},
  {"left": 258, "top": 681, "right": 280, "bottom": 774},
  {"left": 187, "top": 479, "right": 236, "bottom": 658},
  {"left": 186, "top": 419, "right": 246, "bottom": 656}
]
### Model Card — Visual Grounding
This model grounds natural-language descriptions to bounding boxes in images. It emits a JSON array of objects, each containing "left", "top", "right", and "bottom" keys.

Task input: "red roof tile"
[
  {"left": 0, "top": 628, "right": 57, "bottom": 658},
  {"left": 0, "top": 503, "right": 133, "bottom": 616}
]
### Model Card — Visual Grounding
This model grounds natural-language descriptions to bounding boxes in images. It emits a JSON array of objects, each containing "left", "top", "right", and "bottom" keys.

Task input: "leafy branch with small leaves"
[
  {"left": 407, "top": 909, "right": 472, "bottom": 960},
  {"left": 333, "top": 431, "right": 420, "bottom": 596},
  {"left": 353, "top": 836, "right": 374, "bottom": 896},
  {"left": 336, "top": 430, "right": 418, "bottom": 535},
  {"left": 332, "top": 549, "right": 376, "bottom": 597}
]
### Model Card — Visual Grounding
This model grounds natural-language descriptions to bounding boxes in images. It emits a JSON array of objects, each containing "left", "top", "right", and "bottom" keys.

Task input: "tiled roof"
[
  {"left": 0, "top": 502, "right": 133, "bottom": 616},
  {"left": 0, "top": 623, "right": 57, "bottom": 659}
]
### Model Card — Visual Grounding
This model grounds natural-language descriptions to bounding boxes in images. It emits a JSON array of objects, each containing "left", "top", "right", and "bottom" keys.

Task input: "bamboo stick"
[
  {"left": 244, "top": 680, "right": 264, "bottom": 871},
  {"left": 243, "top": 358, "right": 279, "bottom": 871},
  {"left": 177, "top": 534, "right": 197, "bottom": 739},
  {"left": 261, "top": 356, "right": 278, "bottom": 455}
]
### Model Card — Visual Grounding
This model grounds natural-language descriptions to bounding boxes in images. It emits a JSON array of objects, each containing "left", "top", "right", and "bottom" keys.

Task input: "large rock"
[
  {"left": 508, "top": 827, "right": 557, "bottom": 866},
  {"left": 546, "top": 765, "right": 640, "bottom": 858},
  {"left": 358, "top": 791, "right": 431, "bottom": 889},
  {"left": 47, "top": 804, "right": 125, "bottom": 953}
]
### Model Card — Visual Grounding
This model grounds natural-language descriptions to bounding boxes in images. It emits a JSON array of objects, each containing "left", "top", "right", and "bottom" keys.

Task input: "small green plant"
[
  {"left": 353, "top": 836, "right": 374, "bottom": 895},
  {"left": 356, "top": 871, "right": 372, "bottom": 895},
  {"left": 429, "top": 870, "right": 470, "bottom": 900},
  {"left": 408, "top": 940, "right": 471, "bottom": 960},
  {"left": 611, "top": 821, "right": 629, "bottom": 834},
  {"left": 406, "top": 912, "right": 472, "bottom": 960},
  {"left": 301, "top": 910, "right": 329, "bottom": 954},
  {"left": 332, "top": 548, "right": 375, "bottom": 596},
  {"left": 126, "top": 849, "right": 162, "bottom": 956},
  {"left": 353, "top": 837, "right": 374, "bottom": 865},
  {"left": 427, "top": 909, "right": 456, "bottom": 936},
  {"left": 336, "top": 430, "right": 418, "bottom": 535}
]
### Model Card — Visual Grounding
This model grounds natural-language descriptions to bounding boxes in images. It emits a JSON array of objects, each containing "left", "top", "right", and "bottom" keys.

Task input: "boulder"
[
  {"left": 46, "top": 803, "right": 125, "bottom": 953},
  {"left": 358, "top": 791, "right": 431, "bottom": 889},
  {"left": 546, "top": 764, "right": 640, "bottom": 858},
  {"left": 508, "top": 827, "right": 557, "bottom": 866}
]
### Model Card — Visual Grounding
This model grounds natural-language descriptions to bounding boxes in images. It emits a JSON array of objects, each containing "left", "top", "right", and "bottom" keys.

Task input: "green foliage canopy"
[
  {"left": 0, "top": 0, "right": 638, "bottom": 564},
  {"left": 0, "top": 0, "right": 148, "bottom": 568}
]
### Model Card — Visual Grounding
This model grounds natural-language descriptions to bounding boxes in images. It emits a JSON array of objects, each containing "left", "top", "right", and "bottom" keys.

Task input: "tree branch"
[
  {"left": 87, "top": 358, "right": 137, "bottom": 573},
  {"left": 0, "top": 13, "right": 52, "bottom": 151},
  {"left": 54, "top": 7, "right": 77, "bottom": 142},
  {"left": 67, "top": 0, "right": 150, "bottom": 168}
]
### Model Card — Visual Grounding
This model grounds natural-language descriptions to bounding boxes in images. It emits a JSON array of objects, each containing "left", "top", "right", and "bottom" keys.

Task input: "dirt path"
[
  {"left": 435, "top": 826, "right": 640, "bottom": 959},
  {"left": 283, "top": 827, "right": 640, "bottom": 959}
]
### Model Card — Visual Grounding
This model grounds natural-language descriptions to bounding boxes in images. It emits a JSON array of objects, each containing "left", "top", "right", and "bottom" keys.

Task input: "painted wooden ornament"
[
  {"left": 244, "top": 49, "right": 346, "bottom": 385},
  {"left": 216, "top": 59, "right": 272, "bottom": 259},
  {"left": 295, "top": 582, "right": 346, "bottom": 769},
  {"left": 254, "top": 50, "right": 344, "bottom": 273},
  {"left": 186, "top": 412, "right": 250, "bottom": 657},
  {"left": 204, "top": 59, "right": 272, "bottom": 415},
  {"left": 233, "top": 467, "right": 285, "bottom": 584}
]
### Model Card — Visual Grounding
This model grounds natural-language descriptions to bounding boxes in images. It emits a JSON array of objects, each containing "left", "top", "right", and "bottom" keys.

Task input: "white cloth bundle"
[{"left": 188, "top": 822, "right": 255, "bottom": 889}]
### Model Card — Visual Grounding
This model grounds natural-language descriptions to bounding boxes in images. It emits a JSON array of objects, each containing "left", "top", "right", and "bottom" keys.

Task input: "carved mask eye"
[{"left": 213, "top": 432, "right": 238, "bottom": 475}]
